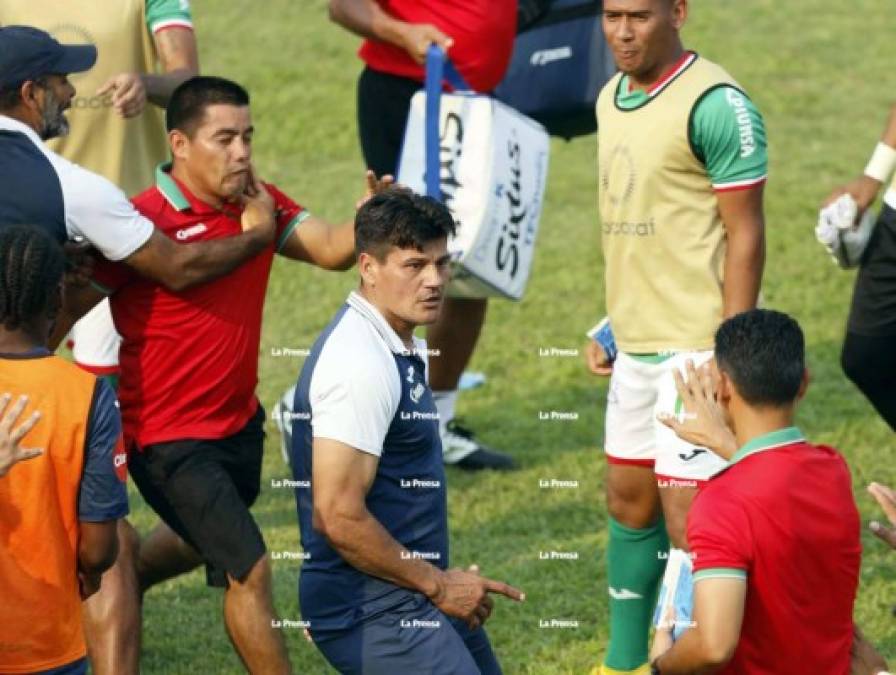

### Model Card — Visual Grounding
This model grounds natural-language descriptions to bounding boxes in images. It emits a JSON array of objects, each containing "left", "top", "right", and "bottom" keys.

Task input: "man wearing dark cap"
[{"left": 0, "top": 25, "right": 278, "bottom": 297}]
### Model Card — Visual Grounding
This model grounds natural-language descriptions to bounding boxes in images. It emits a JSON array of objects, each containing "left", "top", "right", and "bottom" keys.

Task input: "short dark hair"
[
  {"left": 355, "top": 187, "right": 456, "bottom": 260},
  {"left": 714, "top": 309, "right": 805, "bottom": 407},
  {"left": 0, "top": 225, "right": 65, "bottom": 331},
  {"left": 166, "top": 76, "right": 250, "bottom": 137}
]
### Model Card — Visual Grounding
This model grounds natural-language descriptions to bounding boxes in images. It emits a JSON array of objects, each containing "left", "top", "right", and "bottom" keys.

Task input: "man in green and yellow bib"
[{"left": 584, "top": 1, "right": 767, "bottom": 673}]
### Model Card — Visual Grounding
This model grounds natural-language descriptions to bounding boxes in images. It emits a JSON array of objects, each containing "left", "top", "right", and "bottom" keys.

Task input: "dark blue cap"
[{"left": 0, "top": 25, "right": 97, "bottom": 89}]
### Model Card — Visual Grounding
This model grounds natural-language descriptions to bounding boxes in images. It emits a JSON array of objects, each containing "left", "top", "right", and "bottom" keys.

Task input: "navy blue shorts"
[
  {"left": 37, "top": 657, "right": 87, "bottom": 675},
  {"left": 312, "top": 592, "right": 501, "bottom": 675}
]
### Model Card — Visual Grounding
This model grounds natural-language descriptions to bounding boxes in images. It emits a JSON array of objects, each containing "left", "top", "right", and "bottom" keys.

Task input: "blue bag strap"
[{"left": 424, "top": 45, "right": 471, "bottom": 199}]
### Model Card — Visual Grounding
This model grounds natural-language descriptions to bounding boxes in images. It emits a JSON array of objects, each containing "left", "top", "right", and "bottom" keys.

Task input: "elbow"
[
  {"left": 700, "top": 634, "right": 736, "bottom": 669},
  {"left": 329, "top": 254, "right": 356, "bottom": 272}
]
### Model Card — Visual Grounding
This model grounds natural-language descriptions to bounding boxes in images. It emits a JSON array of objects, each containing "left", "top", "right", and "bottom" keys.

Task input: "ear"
[
  {"left": 796, "top": 368, "right": 810, "bottom": 401},
  {"left": 716, "top": 368, "right": 734, "bottom": 404},
  {"left": 671, "top": 0, "right": 688, "bottom": 29},
  {"left": 358, "top": 251, "right": 377, "bottom": 288},
  {"left": 18, "top": 80, "right": 43, "bottom": 114},
  {"left": 168, "top": 129, "right": 190, "bottom": 162}
]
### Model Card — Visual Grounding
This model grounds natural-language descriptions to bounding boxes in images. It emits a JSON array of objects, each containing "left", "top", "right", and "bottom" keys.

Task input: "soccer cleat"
[{"left": 441, "top": 420, "right": 516, "bottom": 471}]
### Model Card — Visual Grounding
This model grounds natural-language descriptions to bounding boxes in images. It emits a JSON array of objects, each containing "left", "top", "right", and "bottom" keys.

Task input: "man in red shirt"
[
  {"left": 328, "top": 0, "right": 518, "bottom": 470},
  {"left": 649, "top": 309, "right": 861, "bottom": 674},
  {"left": 62, "top": 75, "right": 389, "bottom": 673}
]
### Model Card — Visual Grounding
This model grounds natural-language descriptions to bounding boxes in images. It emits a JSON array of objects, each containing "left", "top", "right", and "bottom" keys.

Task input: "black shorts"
[
  {"left": 129, "top": 404, "right": 267, "bottom": 587},
  {"left": 357, "top": 66, "right": 420, "bottom": 177},
  {"left": 847, "top": 203, "right": 896, "bottom": 335}
]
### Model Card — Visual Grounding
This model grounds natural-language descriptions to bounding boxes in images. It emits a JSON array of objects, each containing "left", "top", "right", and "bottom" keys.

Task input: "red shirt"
[
  {"left": 93, "top": 166, "right": 306, "bottom": 448},
  {"left": 688, "top": 427, "right": 860, "bottom": 675},
  {"left": 359, "top": 0, "right": 516, "bottom": 92}
]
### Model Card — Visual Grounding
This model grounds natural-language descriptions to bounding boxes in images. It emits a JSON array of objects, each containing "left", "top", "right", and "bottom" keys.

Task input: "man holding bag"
[{"left": 328, "top": 0, "right": 518, "bottom": 471}]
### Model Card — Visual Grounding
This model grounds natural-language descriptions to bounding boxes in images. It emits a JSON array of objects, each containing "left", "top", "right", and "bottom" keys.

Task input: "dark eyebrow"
[{"left": 213, "top": 126, "right": 254, "bottom": 138}]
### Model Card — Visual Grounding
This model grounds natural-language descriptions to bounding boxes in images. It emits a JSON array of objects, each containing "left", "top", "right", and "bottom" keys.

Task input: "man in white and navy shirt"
[
  {"left": 290, "top": 188, "right": 524, "bottom": 674},
  {"left": 0, "top": 26, "right": 277, "bottom": 303}
]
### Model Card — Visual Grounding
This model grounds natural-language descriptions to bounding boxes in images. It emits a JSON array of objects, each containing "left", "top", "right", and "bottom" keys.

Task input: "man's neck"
[
  {"left": 732, "top": 405, "right": 797, "bottom": 448},
  {"left": 628, "top": 44, "right": 686, "bottom": 93},
  {"left": 0, "top": 328, "right": 45, "bottom": 355},
  {"left": 1, "top": 108, "right": 40, "bottom": 136},
  {"left": 170, "top": 164, "right": 225, "bottom": 210},
  {"left": 358, "top": 287, "right": 415, "bottom": 349}
]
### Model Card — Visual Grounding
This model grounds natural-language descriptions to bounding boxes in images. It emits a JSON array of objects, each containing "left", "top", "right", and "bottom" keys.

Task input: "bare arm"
[
  {"left": 652, "top": 578, "right": 746, "bottom": 673},
  {"left": 719, "top": 184, "right": 765, "bottom": 318},
  {"left": 124, "top": 172, "right": 277, "bottom": 292},
  {"left": 279, "top": 216, "right": 355, "bottom": 271},
  {"left": 313, "top": 438, "right": 523, "bottom": 628},
  {"left": 145, "top": 27, "right": 200, "bottom": 106},
  {"left": 77, "top": 520, "right": 119, "bottom": 600},
  {"left": 328, "top": 0, "right": 452, "bottom": 64},
  {"left": 824, "top": 103, "right": 896, "bottom": 213},
  {"left": 50, "top": 282, "right": 107, "bottom": 350}
]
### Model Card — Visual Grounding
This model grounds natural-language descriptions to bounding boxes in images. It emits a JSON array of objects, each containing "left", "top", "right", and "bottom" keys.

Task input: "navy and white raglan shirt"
[
  {"left": 291, "top": 291, "right": 448, "bottom": 634},
  {"left": 0, "top": 115, "right": 152, "bottom": 258}
]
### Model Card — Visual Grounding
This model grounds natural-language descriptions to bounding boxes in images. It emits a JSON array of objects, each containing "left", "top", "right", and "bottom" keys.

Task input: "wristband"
[{"left": 864, "top": 142, "right": 896, "bottom": 183}]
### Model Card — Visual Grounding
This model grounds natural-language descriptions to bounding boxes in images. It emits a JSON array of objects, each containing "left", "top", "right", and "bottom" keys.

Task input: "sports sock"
[
  {"left": 432, "top": 389, "right": 458, "bottom": 436},
  {"left": 604, "top": 516, "right": 668, "bottom": 671}
]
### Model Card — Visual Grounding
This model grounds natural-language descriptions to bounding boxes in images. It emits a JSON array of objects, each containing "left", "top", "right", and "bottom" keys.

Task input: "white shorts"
[
  {"left": 604, "top": 350, "right": 727, "bottom": 483},
  {"left": 71, "top": 299, "right": 121, "bottom": 374}
]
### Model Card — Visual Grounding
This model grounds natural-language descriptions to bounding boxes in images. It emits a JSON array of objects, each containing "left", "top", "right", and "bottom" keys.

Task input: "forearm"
[
  {"left": 322, "top": 508, "right": 441, "bottom": 598},
  {"left": 654, "top": 629, "right": 725, "bottom": 674},
  {"left": 163, "top": 230, "right": 270, "bottom": 291},
  {"left": 328, "top": 0, "right": 408, "bottom": 48},
  {"left": 142, "top": 69, "right": 195, "bottom": 107},
  {"left": 324, "top": 220, "right": 356, "bottom": 270},
  {"left": 723, "top": 226, "right": 765, "bottom": 317}
]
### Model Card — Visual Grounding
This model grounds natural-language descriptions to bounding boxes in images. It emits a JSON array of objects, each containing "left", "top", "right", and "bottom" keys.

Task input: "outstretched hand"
[
  {"left": 657, "top": 359, "right": 737, "bottom": 460},
  {"left": 356, "top": 170, "right": 395, "bottom": 210},
  {"left": 0, "top": 394, "right": 43, "bottom": 477}
]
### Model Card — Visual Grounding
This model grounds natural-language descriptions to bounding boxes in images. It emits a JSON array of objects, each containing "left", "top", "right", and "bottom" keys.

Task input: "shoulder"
[{"left": 131, "top": 186, "right": 169, "bottom": 220}]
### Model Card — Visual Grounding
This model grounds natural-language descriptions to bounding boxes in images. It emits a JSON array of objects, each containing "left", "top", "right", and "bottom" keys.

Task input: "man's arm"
[
  {"left": 328, "top": 0, "right": 452, "bottom": 64},
  {"left": 312, "top": 437, "right": 522, "bottom": 629},
  {"left": 825, "top": 103, "right": 896, "bottom": 213},
  {"left": 719, "top": 185, "right": 765, "bottom": 317},
  {"left": 78, "top": 521, "right": 119, "bottom": 599},
  {"left": 278, "top": 216, "right": 355, "bottom": 271},
  {"left": 651, "top": 577, "right": 746, "bottom": 674}
]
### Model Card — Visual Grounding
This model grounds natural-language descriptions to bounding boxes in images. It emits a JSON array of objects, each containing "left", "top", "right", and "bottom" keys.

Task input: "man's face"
[
  {"left": 33, "top": 74, "right": 75, "bottom": 140},
  {"left": 364, "top": 239, "right": 451, "bottom": 329},
  {"left": 173, "top": 104, "right": 253, "bottom": 201},
  {"left": 602, "top": 0, "right": 685, "bottom": 79}
]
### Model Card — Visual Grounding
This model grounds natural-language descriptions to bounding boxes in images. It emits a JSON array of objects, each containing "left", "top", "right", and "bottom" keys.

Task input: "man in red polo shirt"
[
  {"left": 648, "top": 309, "right": 861, "bottom": 674},
  {"left": 64, "top": 75, "right": 389, "bottom": 673},
  {"left": 327, "top": 0, "right": 518, "bottom": 471}
]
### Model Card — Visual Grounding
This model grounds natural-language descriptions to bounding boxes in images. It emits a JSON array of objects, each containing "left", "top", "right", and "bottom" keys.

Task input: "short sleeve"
[
  {"left": 78, "top": 380, "right": 129, "bottom": 522},
  {"left": 688, "top": 487, "right": 751, "bottom": 582},
  {"left": 60, "top": 161, "right": 154, "bottom": 261},
  {"left": 690, "top": 86, "right": 768, "bottom": 191},
  {"left": 145, "top": 0, "right": 194, "bottom": 33},
  {"left": 264, "top": 183, "right": 310, "bottom": 252},
  {"left": 309, "top": 338, "right": 401, "bottom": 456}
]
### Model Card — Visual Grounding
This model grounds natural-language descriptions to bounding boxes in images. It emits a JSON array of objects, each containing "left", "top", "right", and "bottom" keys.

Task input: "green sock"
[{"left": 604, "top": 516, "right": 668, "bottom": 671}]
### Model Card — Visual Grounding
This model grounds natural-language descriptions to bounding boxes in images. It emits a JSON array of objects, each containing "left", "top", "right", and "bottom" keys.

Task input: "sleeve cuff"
[
  {"left": 151, "top": 18, "right": 194, "bottom": 34},
  {"left": 312, "top": 433, "right": 382, "bottom": 457},
  {"left": 276, "top": 211, "right": 311, "bottom": 252},
  {"left": 78, "top": 505, "right": 129, "bottom": 522},
  {"left": 693, "top": 567, "right": 747, "bottom": 582}
]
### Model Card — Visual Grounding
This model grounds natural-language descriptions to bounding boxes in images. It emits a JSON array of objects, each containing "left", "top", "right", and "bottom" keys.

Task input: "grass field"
[{"left": 128, "top": 1, "right": 896, "bottom": 672}]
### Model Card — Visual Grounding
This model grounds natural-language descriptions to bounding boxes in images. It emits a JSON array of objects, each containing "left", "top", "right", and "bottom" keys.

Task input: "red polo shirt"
[
  {"left": 359, "top": 0, "right": 516, "bottom": 92},
  {"left": 92, "top": 165, "right": 308, "bottom": 448},
  {"left": 688, "top": 427, "right": 861, "bottom": 674}
]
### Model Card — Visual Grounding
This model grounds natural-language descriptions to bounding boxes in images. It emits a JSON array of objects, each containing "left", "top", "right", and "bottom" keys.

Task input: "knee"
[
  {"left": 116, "top": 519, "right": 141, "bottom": 564},
  {"left": 841, "top": 337, "right": 875, "bottom": 389},
  {"left": 606, "top": 480, "right": 659, "bottom": 530},
  {"left": 229, "top": 554, "right": 272, "bottom": 594}
]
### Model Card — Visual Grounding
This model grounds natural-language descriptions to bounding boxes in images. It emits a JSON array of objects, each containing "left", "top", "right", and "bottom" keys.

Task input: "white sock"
[{"left": 432, "top": 389, "right": 458, "bottom": 437}]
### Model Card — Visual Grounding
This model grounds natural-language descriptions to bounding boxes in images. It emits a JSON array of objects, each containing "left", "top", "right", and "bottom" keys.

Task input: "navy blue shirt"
[{"left": 291, "top": 292, "right": 448, "bottom": 633}]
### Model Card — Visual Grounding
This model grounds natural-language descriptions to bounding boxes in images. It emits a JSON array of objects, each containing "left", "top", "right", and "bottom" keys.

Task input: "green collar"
[
  {"left": 728, "top": 426, "right": 804, "bottom": 466},
  {"left": 155, "top": 162, "right": 190, "bottom": 212}
]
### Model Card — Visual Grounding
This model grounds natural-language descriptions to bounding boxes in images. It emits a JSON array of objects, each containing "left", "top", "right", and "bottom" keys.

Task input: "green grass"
[{"left": 130, "top": 1, "right": 896, "bottom": 672}]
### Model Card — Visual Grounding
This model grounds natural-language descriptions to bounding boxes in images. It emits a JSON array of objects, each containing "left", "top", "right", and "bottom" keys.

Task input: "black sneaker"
[{"left": 441, "top": 420, "right": 517, "bottom": 471}]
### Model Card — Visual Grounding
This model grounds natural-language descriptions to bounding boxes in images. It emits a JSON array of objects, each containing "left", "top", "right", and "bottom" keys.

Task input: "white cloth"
[
  {"left": 815, "top": 193, "right": 875, "bottom": 269},
  {"left": 0, "top": 115, "right": 153, "bottom": 261},
  {"left": 309, "top": 291, "right": 428, "bottom": 457}
]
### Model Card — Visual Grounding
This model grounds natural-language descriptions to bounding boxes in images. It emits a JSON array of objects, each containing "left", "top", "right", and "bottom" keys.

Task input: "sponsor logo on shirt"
[
  {"left": 530, "top": 46, "right": 573, "bottom": 67},
  {"left": 601, "top": 144, "right": 637, "bottom": 208},
  {"left": 176, "top": 223, "right": 208, "bottom": 240},
  {"left": 113, "top": 435, "right": 128, "bottom": 483},
  {"left": 725, "top": 89, "right": 756, "bottom": 159}
]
